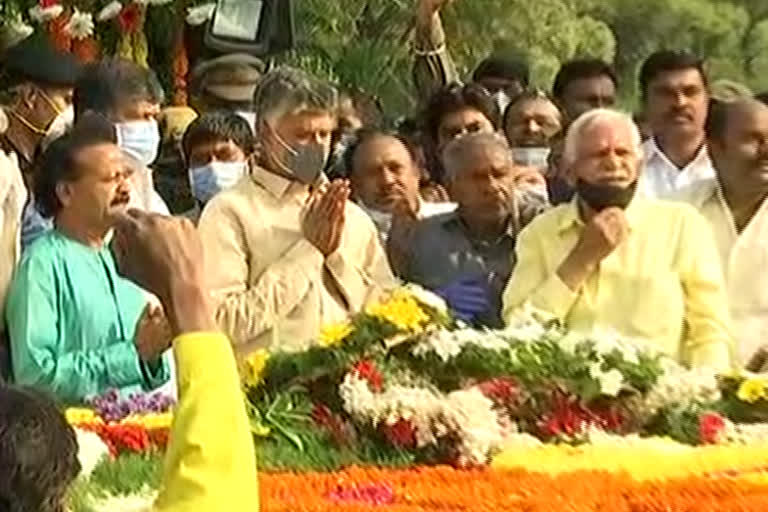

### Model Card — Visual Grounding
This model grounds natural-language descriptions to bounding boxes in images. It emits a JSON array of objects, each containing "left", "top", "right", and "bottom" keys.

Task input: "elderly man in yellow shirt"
[
  {"left": 679, "top": 99, "right": 768, "bottom": 368},
  {"left": 503, "top": 108, "right": 732, "bottom": 371},
  {"left": 198, "top": 68, "right": 396, "bottom": 358}
]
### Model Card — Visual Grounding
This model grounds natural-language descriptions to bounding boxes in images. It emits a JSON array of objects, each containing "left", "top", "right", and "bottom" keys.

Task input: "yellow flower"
[
  {"left": 319, "top": 322, "right": 355, "bottom": 347},
  {"left": 65, "top": 407, "right": 103, "bottom": 425},
  {"left": 366, "top": 289, "right": 430, "bottom": 333},
  {"left": 737, "top": 378, "right": 767, "bottom": 403},
  {"left": 243, "top": 349, "right": 270, "bottom": 388},
  {"left": 121, "top": 412, "right": 173, "bottom": 430}
]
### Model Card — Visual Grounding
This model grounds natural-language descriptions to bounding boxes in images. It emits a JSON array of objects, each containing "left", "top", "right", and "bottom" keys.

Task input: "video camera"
[{"left": 204, "top": 0, "right": 295, "bottom": 56}]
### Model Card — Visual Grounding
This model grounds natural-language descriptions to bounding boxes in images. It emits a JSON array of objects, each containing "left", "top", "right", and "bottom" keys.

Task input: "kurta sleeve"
[
  {"left": 412, "top": 10, "right": 459, "bottom": 103},
  {"left": 325, "top": 209, "right": 397, "bottom": 309},
  {"left": 6, "top": 256, "right": 147, "bottom": 403},
  {"left": 676, "top": 207, "right": 733, "bottom": 371},
  {"left": 153, "top": 332, "right": 259, "bottom": 512},
  {"left": 199, "top": 199, "right": 326, "bottom": 346},
  {"left": 502, "top": 220, "right": 579, "bottom": 324}
]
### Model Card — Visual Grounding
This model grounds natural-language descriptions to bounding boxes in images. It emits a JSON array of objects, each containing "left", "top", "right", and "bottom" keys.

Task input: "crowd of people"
[{"left": 1, "top": 0, "right": 768, "bottom": 507}]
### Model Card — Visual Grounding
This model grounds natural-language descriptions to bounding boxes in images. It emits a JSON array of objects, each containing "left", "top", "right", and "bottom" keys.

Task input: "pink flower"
[
  {"left": 352, "top": 360, "right": 383, "bottom": 392},
  {"left": 699, "top": 412, "right": 726, "bottom": 444},
  {"left": 327, "top": 483, "right": 394, "bottom": 505}
]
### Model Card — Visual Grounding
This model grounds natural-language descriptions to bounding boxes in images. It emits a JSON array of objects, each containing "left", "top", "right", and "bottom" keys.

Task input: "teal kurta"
[{"left": 5, "top": 229, "right": 169, "bottom": 403}]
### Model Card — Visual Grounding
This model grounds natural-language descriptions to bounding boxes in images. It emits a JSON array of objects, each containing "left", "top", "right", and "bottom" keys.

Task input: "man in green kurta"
[{"left": 5, "top": 115, "right": 170, "bottom": 403}]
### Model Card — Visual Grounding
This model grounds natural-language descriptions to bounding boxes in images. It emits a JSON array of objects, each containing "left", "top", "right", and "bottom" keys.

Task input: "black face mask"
[{"left": 575, "top": 179, "right": 638, "bottom": 211}]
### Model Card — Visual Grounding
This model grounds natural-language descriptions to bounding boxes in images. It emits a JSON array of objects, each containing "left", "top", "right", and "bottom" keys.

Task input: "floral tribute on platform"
[{"left": 68, "top": 286, "right": 768, "bottom": 510}]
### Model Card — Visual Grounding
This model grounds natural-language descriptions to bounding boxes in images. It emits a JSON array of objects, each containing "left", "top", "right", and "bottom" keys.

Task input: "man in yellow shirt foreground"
[
  {"left": 0, "top": 210, "right": 259, "bottom": 511},
  {"left": 503, "top": 108, "right": 732, "bottom": 371}
]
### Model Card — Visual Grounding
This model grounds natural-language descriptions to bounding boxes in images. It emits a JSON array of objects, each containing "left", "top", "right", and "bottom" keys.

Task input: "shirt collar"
[
  {"left": 249, "top": 164, "right": 329, "bottom": 198},
  {"left": 444, "top": 210, "right": 518, "bottom": 243},
  {"left": 557, "top": 196, "right": 642, "bottom": 233},
  {"left": 644, "top": 137, "right": 711, "bottom": 172}
]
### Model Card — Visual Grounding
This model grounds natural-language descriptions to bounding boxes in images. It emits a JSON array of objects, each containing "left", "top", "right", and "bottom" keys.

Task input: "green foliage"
[{"left": 5, "top": 0, "right": 768, "bottom": 114}]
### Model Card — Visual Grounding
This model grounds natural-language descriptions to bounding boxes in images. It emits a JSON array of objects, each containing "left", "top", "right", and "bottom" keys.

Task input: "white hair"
[
  {"left": 441, "top": 131, "right": 512, "bottom": 182},
  {"left": 562, "top": 108, "right": 642, "bottom": 169}
]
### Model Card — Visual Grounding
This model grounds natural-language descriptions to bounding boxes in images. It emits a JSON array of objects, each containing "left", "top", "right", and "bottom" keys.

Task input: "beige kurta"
[
  {"left": 680, "top": 178, "right": 768, "bottom": 365},
  {"left": 198, "top": 164, "right": 396, "bottom": 358},
  {"left": 0, "top": 148, "right": 27, "bottom": 334}
]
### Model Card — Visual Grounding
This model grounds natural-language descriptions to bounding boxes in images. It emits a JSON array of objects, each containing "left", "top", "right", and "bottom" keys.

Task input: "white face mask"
[
  {"left": 115, "top": 119, "right": 161, "bottom": 166},
  {"left": 188, "top": 160, "right": 247, "bottom": 204},
  {"left": 235, "top": 111, "right": 256, "bottom": 133},
  {"left": 40, "top": 105, "right": 74, "bottom": 152},
  {"left": 511, "top": 147, "right": 551, "bottom": 170}
]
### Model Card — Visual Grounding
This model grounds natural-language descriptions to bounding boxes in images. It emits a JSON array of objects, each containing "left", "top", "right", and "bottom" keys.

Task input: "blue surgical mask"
[
  {"left": 115, "top": 119, "right": 161, "bottom": 166},
  {"left": 188, "top": 160, "right": 247, "bottom": 203}
]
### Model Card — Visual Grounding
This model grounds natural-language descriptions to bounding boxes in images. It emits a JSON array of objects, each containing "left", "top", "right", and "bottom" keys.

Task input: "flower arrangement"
[{"left": 238, "top": 286, "right": 768, "bottom": 469}]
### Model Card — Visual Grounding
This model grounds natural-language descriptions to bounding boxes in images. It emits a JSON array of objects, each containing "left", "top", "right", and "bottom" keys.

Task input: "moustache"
[
  {"left": 665, "top": 108, "right": 693, "bottom": 121},
  {"left": 111, "top": 193, "right": 130, "bottom": 207}
]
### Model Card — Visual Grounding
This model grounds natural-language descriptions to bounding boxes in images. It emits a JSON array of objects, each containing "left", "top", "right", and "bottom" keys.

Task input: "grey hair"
[
  {"left": 562, "top": 108, "right": 642, "bottom": 169},
  {"left": 252, "top": 66, "right": 338, "bottom": 127},
  {"left": 441, "top": 132, "right": 513, "bottom": 182}
]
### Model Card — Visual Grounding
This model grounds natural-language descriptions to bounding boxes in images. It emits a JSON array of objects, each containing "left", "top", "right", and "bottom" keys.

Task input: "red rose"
[
  {"left": 381, "top": 418, "right": 417, "bottom": 448},
  {"left": 40, "top": 0, "right": 59, "bottom": 8},
  {"left": 118, "top": 3, "right": 142, "bottom": 34},
  {"left": 699, "top": 412, "right": 726, "bottom": 444},
  {"left": 352, "top": 360, "right": 383, "bottom": 392}
]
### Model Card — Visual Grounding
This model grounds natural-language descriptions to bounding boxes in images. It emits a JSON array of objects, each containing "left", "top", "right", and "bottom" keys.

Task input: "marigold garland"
[{"left": 255, "top": 465, "right": 768, "bottom": 512}]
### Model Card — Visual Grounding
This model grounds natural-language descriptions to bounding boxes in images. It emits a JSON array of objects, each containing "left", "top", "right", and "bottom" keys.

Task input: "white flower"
[
  {"left": 89, "top": 487, "right": 157, "bottom": 512},
  {"left": 97, "top": 1, "right": 123, "bottom": 21},
  {"left": 186, "top": 3, "right": 216, "bottom": 26},
  {"left": 589, "top": 363, "right": 624, "bottom": 397},
  {"left": 29, "top": 4, "right": 64, "bottom": 23},
  {"left": 64, "top": 9, "right": 94, "bottom": 40},
  {"left": 641, "top": 364, "right": 720, "bottom": 416},
  {"left": 75, "top": 428, "right": 110, "bottom": 478},
  {"left": 402, "top": 283, "right": 448, "bottom": 314},
  {"left": 6, "top": 17, "right": 33, "bottom": 42}
]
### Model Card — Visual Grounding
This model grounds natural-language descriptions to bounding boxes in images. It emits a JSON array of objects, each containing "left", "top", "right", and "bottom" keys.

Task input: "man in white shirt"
[
  {"left": 638, "top": 51, "right": 714, "bottom": 199},
  {"left": 679, "top": 98, "right": 768, "bottom": 367}
]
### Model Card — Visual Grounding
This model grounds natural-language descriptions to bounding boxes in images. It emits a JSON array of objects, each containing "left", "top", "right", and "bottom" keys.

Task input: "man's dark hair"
[
  {"left": 0, "top": 387, "right": 81, "bottom": 512},
  {"left": 342, "top": 128, "right": 420, "bottom": 179},
  {"left": 423, "top": 82, "right": 501, "bottom": 144},
  {"left": 552, "top": 59, "right": 617, "bottom": 100},
  {"left": 639, "top": 50, "right": 707, "bottom": 100},
  {"left": 73, "top": 58, "right": 165, "bottom": 120},
  {"left": 181, "top": 111, "right": 256, "bottom": 163},
  {"left": 755, "top": 92, "right": 768, "bottom": 106},
  {"left": 35, "top": 113, "right": 116, "bottom": 218},
  {"left": 472, "top": 56, "right": 530, "bottom": 88}
]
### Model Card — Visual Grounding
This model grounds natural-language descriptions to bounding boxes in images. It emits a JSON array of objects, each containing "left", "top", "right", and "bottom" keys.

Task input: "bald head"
[
  {"left": 706, "top": 98, "right": 768, "bottom": 143},
  {"left": 707, "top": 98, "right": 768, "bottom": 193},
  {"left": 442, "top": 132, "right": 512, "bottom": 182}
]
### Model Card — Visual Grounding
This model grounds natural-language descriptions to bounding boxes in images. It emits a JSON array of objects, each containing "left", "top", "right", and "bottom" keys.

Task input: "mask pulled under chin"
[{"left": 575, "top": 179, "right": 638, "bottom": 212}]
